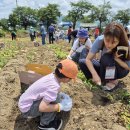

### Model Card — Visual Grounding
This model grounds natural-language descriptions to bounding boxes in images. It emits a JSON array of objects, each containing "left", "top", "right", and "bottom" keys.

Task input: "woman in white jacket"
[{"left": 67, "top": 29, "right": 92, "bottom": 63}]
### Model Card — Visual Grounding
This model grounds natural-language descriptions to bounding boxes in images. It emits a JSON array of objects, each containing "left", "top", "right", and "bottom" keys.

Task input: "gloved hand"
[
  {"left": 59, "top": 92, "right": 70, "bottom": 100},
  {"left": 59, "top": 98, "right": 72, "bottom": 111},
  {"left": 67, "top": 55, "right": 72, "bottom": 60},
  {"left": 58, "top": 92, "right": 72, "bottom": 111}
]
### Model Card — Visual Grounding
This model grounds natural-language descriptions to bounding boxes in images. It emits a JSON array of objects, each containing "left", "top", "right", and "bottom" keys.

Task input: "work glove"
[
  {"left": 59, "top": 92, "right": 70, "bottom": 99},
  {"left": 58, "top": 92, "right": 72, "bottom": 111},
  {"left": 67, "top": 55, "right": 72, "bottom": 60}
]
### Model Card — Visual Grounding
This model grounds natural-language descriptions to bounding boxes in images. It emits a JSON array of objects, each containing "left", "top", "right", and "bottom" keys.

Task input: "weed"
[
  {"left": 48, "top": 44, "right": 67, "bottom": 59},
  {"left": 26, "top": 50, "right": 36, "bottom": 62},
  {"left": 120, "top": 107, "right": 130, "bottom": 130},
  {"left": 78, "top": 71, "right": 99, "bottom": 91},
  {"left": 0, "top": 45, "right": 19, "bottom": 68}
]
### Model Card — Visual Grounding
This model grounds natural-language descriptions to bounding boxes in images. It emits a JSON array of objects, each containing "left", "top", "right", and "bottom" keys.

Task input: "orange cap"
[{"left": 59, "top": 59, "right": 78, "bottom": 79}]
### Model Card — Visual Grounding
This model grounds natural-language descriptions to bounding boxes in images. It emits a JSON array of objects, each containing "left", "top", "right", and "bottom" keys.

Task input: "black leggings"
[
  {"left": 79, "top": 53, "right": 129, "bottom": 82},
  {"left": 49, "top": 33, "right": 54, "bottom": 44}
]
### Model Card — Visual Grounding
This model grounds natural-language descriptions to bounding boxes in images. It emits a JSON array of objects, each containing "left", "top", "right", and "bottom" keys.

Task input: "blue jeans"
[
  {"left": 41, "top": 34, "right": 46, "bottom": 45},
  {"left": 71, "top": 48, "right": 89, "bottom": 64}
]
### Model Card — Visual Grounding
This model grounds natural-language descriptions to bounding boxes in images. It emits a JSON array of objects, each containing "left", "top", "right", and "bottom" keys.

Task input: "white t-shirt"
[
  {"left": 71, "top": 38, "right": 92, "bottom": 53},
  {"left": 55, "top": 31, "right": 61, "bottom": 37}
]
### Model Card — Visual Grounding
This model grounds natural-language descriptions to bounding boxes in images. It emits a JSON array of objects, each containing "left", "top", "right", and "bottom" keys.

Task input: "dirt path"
[{"left": 0, "top": 42, "right": 129, "bottom": 130}]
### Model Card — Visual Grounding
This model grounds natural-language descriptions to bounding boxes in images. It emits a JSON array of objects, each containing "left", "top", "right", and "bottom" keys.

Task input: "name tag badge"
[{"left": 105, "top": 66, "right": 115, "bottom": 79}]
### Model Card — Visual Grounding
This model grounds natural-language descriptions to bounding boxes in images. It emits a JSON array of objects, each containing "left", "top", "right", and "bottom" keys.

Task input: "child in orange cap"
[{"left": 18, "top": 59, "right": 78, "bottom": 130}]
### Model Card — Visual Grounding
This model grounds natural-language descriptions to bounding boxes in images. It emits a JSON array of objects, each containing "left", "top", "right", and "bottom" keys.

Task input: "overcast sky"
[{"left": 0, "top": 0, "right": 129, "bottom": 19}]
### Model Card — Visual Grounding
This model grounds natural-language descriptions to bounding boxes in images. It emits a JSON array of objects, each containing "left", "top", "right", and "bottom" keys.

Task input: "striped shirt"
[{"left": 18, "top": 73, "right": 60, "bottom": 113}]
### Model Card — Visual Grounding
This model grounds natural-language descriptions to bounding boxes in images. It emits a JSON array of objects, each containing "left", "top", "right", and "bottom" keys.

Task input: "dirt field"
[{"left": 0, "top": 40, "right": 130, "bottom": 130}]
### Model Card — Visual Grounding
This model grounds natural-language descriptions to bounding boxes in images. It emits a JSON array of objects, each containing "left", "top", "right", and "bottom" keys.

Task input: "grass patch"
[
  {"left": 77, "top": 71, "right": 100, "bottom": 91},
  {"left": 0, "top": 41, "right": 20, "bottom": 68},
  {"left": 26, "top": 49, "right": 37, "bottom": 62},
  {"left": 119, "top": 105, "right": 130, "bottom": 130},
  {"left": 48, "top": 44, "right": 67, "bottom": 59}
]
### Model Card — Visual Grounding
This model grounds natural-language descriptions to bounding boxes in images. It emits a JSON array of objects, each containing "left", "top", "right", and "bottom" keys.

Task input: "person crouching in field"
[
  {"left": 18, "top": 59, "right": 78, "bottom": 130},
  {"left": 67, "top": 29, "right": 92, "bottom": 64},
  {"left": 79, "top": 22, "right": 130, "bottom": 91},
  {"left": 11, "top": 30, "right": 17, "bottom": 40}
]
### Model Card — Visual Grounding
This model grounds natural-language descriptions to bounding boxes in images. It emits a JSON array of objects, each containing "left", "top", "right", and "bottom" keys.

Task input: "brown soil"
[{"left": 0, "top": 41, "right": 129, "bottom": 130}]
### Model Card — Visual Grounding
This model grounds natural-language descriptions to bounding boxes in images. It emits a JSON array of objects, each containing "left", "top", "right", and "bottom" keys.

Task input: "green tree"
[
  {"left": 114, "top": 9, "right": 130, "bottom": 26},
  {"left": 38, "top": 4, "right": 61, "bottom": 29},
  {"left": 89, "top": 1, "right": 112, "bottom": 32},
  {"left": 80, "top": 16, "right": 93, "bottom": 23},
  {"left": 13, "top": 7, "right": 38, "bottom": 30},
  {"left": 65, "top": 0, "right": 92, "bottom": 29},
  {"left": 8, "top": 13, "right": 19, "bottom": 30},
  {"left": 0, "top": 18, "right": 9, "bottom": 30}
]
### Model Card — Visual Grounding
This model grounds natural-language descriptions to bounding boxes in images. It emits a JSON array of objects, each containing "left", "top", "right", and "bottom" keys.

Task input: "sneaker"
[
  {"left": 102, "top": 80, "right": 119, "bottom": 92},
  {"left": 38, "top": 119, "right": 63, "bottom": 130}
]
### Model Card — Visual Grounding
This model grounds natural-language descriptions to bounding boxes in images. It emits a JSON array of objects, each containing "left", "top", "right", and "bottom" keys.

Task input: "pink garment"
[{"left": 18, "top": 73, "right": 60, "bottom": 113}]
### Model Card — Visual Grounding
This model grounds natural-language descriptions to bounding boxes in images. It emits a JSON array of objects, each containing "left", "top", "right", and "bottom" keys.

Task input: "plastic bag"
[{"left": 59, "top": 92, "right": 72, "bottom": 111}]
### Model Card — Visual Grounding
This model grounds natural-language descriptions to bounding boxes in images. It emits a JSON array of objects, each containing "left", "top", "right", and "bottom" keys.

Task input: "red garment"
[
  {"left": 95, "top": 28, "right": 99, "bottom": 35},
  {"left": 68, "top": 29, "right": 72, "bottom": 36}
]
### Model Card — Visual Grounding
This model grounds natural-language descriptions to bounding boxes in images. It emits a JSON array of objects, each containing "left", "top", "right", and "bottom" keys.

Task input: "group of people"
[
  {"left": 18, "top": 22, "right": 130, "bottom": 130},
  {"left": 66, "top": 26, "right": 100, "bottom": 46},
  {"left": 28, "top": 24, "right": 55, "bottom": 45},
  {"left": 68, "top": 22, "right": 130, "bottom": 90}
]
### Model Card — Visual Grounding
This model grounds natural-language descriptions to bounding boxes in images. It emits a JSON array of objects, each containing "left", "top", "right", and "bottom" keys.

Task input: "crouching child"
[{"left": 18, "top": 59, "right": 78, "bottom": 130}]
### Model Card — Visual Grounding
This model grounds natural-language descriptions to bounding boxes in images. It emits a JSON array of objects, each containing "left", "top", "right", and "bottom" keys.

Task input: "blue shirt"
[
  {"left": 90, "top": 35, "right": 130, "bottom": 67},
  {"left": 40, "top": 25, "right": 46, "bottom": 35},
  {"left": 48, "top": 25, "right": 55, "bottom": 33}
]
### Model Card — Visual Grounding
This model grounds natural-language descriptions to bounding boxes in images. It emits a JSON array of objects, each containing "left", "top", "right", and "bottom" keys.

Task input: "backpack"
[{"left": 49, "top": 26, "right": 54, "bottom": 33}]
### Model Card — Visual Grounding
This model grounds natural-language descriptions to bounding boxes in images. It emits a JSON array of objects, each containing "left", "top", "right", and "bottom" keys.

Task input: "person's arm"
[
  {"left": 115, "top": 58, "right": 130, "bottom": 70},
  {"left": 39, "top": 100, "right": 59, "bottom": 112},
  {"left": 39, "top": 86, "right": 60, "bottom": 112},
  {"left": 69, "top": 49, "right": 74, "bottom": 56},
  {"left": 39, "top": 96, "right": 72, "bottom": 112},
  {"left": 86, "top": 35, "right": 104, "bottom": 85},
  {"left": 114, "top": 52, "right": 130, "bottom": 70},
  {"left": 67, "top": 49, "right": 75, "bottom": 59},
  {"left": 85, "top": 36, "right": 104, "bottom": 85},
  {"left": 68, "top": 39, "right": 78, "bottom": 56},
  {"left": 114, "top": 51, "right": 130, "bottom": 71},
  {"left": 86, "top": 52, "right": 101, "bottom": 84}
]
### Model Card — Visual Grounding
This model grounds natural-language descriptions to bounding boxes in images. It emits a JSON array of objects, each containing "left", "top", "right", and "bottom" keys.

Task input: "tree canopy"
[
  {"left": 8, "top": 13, "right": 19, "bottom": 30},
  {"left": 114, "top": 9, "right": 130, "bottom": 26},
  {"left": 88, "top": 1, "right": 112, "bottom": 31},
  {"left": 64, "top": 0, "right": 92, "bottom": 29},
  {"left": 9, "top": 6, "right": 38, "bottom": 30},
  {"left": 0, "top": 18, "right": 9, "bottom": 30},
  {"left": 38, "top": 4, "right": 61, "bottom": 29},
  {"left": 0, "top": 1, "right": 130, "bottom": 32}
]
